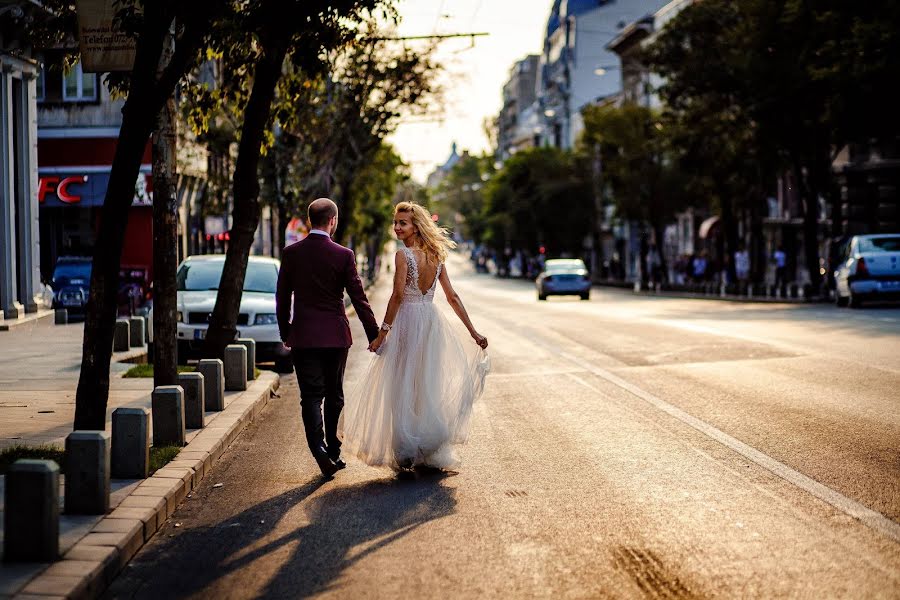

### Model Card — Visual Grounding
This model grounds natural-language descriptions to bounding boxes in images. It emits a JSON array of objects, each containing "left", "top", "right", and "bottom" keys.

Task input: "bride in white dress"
[{"left": 339, "top": 201, "right": 490, "bottom": 472}]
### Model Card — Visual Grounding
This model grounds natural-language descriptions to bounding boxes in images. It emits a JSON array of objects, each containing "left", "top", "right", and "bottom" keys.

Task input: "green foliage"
[
  {"left": 0, "top": 445, "right": 65, "bottom": 475},
  {"left": 482, "top": 147, "right": 592, "bottom": 255},
  {"left": 149, "top": 445, "right": 182, "bottom": 474},
  {"left": 437, "top": 153, "right": 495, "bottom": 242},
  {"left": 123, "top": 364, "right": 196, "bottom": 378},
  {"left": 344, "top": 143, "right": 408, "bottom": 250},
  {"left": 643, "top": 0, "right": 900, "bottom": 288},
  {"left": 579, "top": 103, "right": 688, "bottom": 229}
]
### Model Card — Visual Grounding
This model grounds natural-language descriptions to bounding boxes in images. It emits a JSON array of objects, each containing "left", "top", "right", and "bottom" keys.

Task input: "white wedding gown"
[{"left": 339, "top": 247, "right": 491, "bottom": 470}]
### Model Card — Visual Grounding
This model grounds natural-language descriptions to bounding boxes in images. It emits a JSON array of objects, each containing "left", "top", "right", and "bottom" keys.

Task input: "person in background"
[
  {"left": 735, "top": 243, "right": 751, "bottom": 285},
  {"left": 773, "top": 246, "right": 787, "bottom": 288}
]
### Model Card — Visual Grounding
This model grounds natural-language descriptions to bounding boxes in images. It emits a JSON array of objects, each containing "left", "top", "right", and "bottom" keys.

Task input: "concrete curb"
[
  {"left": 0, "top": 309, "right": 55, "bottom": 331},
  {"left": 591, "top": 283, "right": 818, "bottom": 304},
  {"left": 8, "top": 372, "right": 280, "bottom": 600}
]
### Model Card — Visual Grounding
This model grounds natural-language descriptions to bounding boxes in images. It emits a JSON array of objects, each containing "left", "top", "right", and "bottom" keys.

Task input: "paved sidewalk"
[
  {"left": 0, "top": 314, "right": 282, "bottom": 598},
  {"left": 0, "top": 318, "right": 149, "bottom": 451}
]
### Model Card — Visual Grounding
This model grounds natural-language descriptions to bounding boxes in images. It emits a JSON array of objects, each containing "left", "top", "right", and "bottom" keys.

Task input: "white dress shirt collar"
[{"left": 308, "top": 229, "right": 331, "bottom": 238}]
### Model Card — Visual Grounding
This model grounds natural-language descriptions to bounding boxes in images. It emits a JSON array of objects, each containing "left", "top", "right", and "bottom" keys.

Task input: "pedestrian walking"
[
  {"left": 735, "top": 243, "right": 750, "bottom": 284},
  {"left": 773, "top": 246, "right": 787, "bottom": 289}
]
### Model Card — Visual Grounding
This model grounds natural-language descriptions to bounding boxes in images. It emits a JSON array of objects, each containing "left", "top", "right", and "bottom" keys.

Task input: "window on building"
[
  {"left": 36, "top": 67, "right": 46, "bottom": 102},
  {"left": 62, "top": 62, "right": 98, "bottom": 102}
]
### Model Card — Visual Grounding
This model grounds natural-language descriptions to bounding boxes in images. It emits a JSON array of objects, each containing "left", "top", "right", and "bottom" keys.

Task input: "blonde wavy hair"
[{"left": 394, "top": 201, "right": 456, "bottom": 263}]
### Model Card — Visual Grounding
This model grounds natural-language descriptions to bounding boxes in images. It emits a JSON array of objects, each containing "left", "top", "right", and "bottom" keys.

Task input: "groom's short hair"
[{"left": 308, "top": 198, "right": 338, "bottom": 228}]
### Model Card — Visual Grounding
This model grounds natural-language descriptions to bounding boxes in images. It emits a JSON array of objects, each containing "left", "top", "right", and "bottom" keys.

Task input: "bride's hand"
[{"left": 473, "top": 332, "right": 488, "bottom": 350}]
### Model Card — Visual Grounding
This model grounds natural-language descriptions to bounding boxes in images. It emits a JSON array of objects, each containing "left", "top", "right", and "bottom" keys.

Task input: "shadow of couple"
[{"left": 113, "top": 472, "right": 458, "bottom": 599}]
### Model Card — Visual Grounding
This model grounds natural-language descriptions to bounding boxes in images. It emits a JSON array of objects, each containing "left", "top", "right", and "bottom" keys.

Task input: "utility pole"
[{"left": 152, "top": 26, "right": 178, "bottom": 388}]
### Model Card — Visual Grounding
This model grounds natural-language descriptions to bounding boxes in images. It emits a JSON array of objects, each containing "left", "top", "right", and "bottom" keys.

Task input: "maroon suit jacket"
[{"left": 276, "top": 234, "right": 379, "bottom": 349}]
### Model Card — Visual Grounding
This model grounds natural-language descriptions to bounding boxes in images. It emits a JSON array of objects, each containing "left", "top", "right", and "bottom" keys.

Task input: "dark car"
[
  {"left": 536, "top": 258, "right": 592, "bottom": 301},
  {"left": 51, "top": 257, "right": 151, "bottom": 318},
  {"left": 51, "top": 257, "right": 92, "bottom": 315}
]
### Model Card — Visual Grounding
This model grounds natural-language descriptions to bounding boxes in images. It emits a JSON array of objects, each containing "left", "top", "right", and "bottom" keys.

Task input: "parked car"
[
  {"left": 51, "top": 256, "right": 152, "bottom": 318},
  {"left": 834, "top": 233, "right": 900, "bottom": 308},
  {"left": 536, "top": 258, "right": 592, "bottom": 301},
  {"left": 175, "top": 255, "right": 292, "bottom": 372},
  {"left": 51, "top": 256, "right": 92, "bottom": 316}
]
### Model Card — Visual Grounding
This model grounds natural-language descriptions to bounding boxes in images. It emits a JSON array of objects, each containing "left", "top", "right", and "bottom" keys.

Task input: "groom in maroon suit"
[{"left": 276, "top": 198, "right": 380, "bottom": 477}]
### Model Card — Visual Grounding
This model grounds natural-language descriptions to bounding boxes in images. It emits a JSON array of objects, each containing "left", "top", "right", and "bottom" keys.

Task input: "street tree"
[
  {"left": 72, "top": 1, "right": 230, "bottom": 430},
  {"left": 482, "top": 147, "right": 592, "bottom": 258},
  {"left": 579, "top": 103, "right": 688, "bottom": 283},
  {"left": 187, "top": 2, "right": 408, "bottom": 358},
  {"left": 437, "top": 153, "right": 496, "bottom": 244}
]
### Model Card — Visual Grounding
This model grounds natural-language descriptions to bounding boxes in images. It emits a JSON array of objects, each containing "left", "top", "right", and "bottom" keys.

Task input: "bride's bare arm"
[
  {"left": 368, "top": 251, "right": 407, "bottom": 352},
  {"left": 438, "top": 265, "right": 488, "bottom": 349}
]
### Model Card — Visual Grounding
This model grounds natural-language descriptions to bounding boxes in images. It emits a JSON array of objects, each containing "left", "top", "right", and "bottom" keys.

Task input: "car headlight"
[
  {"left": 254, "top": 313, "right": 277, "bottom": 325},
  {"left": 176, "top": 311, "right": 183, "bottom": 322}
]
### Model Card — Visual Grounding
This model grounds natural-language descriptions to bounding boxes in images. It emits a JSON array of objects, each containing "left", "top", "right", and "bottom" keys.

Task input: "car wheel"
[
  {"left": 848, "top": 293, "right": 863, "bottom": 309},
  {"left": 580, "top": 293, "right": 590, "bottom": 301},
  {"left": 274, "top": 356, "right": 294, "bottom": 374}
]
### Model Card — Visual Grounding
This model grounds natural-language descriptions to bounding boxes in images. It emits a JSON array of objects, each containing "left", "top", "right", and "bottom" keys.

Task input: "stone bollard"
[
  {"left": 54, "top": 308, "right": 68, "bottom": 325},
  {"left": 65, "top": 431, "right": 111, "bottom": 515},
  {"left": 113, "top": 319, "right": 130, "bottom": 352},
  {"left": 224, "top": 344, "right": 248, "bottom": 391},
  {"left": 178, "top": 372, "right": 206, "bottom": 429},
  {"left": 112, "top": 407, "right": 150, "bottom": 479},
  {"left": 198, "top": 359, "right": 225, "bottom": 411},
  {"left": 151, "top": 385, "right": 186, "bottom": 447},
  {"left": 236, "top": 338, "right": 256, "bottom": 381},
  {"left": 4, "top": 459, "right": 60, "bottom": 561},
  {"left": 129, "top": 316, "right": 145, "bottom": 347}
]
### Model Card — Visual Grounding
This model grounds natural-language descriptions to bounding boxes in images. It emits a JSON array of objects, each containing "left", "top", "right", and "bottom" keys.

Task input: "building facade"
[
  {"left": 536, "top": 0, "right": 668, "bottom": 150},
  {"left": 497, "top": 55, "right": 539, "bottom": 161},
  {"left": 1, "top": 2, "right": 45, "bottom": 321}
]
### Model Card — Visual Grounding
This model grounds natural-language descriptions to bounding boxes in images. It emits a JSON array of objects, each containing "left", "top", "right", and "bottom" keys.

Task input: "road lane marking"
[{"left": 552, "top": 345, "right": 900, "bottom": 544}]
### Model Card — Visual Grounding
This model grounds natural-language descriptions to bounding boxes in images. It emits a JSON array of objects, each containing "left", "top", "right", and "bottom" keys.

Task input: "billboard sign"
[{"left": 74, "top": 0, "right": 137, "bottom": 73}]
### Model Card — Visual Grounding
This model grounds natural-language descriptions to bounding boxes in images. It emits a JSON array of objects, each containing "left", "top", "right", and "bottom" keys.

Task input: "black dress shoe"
[
  {"left": 312, "top": 448, "right": 338, "bottom": 478},
  {"left": 327, "top": 450, "right": 346, "bottom": 470}
]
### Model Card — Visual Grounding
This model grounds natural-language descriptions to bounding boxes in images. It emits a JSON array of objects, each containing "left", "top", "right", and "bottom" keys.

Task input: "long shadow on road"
[{"left": 107, "top": 473, "right": 456, "bottom": 599}]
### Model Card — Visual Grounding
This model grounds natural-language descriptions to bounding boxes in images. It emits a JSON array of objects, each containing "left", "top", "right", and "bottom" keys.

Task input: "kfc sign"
[
  {"left": 38, "top": 176, "right": 89, "bottom": 204},
  {"left": 37, "top": 171, "right": 152, "bottom": 208}
]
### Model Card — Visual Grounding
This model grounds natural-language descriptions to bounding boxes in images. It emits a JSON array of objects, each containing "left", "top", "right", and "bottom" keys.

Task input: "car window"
[
  {"left": 53, "top": 262, "right": 92, "bottom": 284},
  {"left": 858, "top": 237, "right": 900, "bottom": 253},
  {"left": 546, "top": 259, "right": 586, "bottom": 272},
  {"left": 177, "top": 261, "right": 278, "bottom": 293}
]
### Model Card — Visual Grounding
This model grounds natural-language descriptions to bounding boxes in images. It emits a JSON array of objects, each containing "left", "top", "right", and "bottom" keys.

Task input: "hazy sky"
[{"left": 387, "top": 0, "right": 553, "bottom": 182}]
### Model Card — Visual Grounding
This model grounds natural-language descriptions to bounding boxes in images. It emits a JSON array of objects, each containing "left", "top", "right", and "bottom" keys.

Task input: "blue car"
[
  {"left": 536, "top": 259, "right": 592, "bottom": 301},
  {"left": 51, "top": 257, "right": 92, "bottom": 316}
]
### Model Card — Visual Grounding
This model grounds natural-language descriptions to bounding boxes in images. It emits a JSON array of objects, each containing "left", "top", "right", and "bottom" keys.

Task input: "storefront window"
[{"left": 62, "top": 62, "right": 97, "bottom": 102}]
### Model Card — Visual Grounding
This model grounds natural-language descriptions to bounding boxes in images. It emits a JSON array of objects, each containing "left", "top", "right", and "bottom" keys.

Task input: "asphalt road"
[{"left": 106, "top": 255, "right": 900, "bottom": 599}]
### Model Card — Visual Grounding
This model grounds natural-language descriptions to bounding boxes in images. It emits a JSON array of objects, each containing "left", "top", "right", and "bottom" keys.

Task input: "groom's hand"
[{"left": 368, "top": 331, "right": 386, "bottom": 353}]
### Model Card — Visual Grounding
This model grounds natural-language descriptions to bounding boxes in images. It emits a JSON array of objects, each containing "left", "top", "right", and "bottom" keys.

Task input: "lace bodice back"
[{"left": 401, "top": 246, "right": 442, "bottom": 303}]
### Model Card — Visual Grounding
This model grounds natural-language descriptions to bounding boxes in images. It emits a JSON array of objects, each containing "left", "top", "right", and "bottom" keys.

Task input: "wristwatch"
[{"left": 380, "top": 322, "right": 392, "bottom": 332}]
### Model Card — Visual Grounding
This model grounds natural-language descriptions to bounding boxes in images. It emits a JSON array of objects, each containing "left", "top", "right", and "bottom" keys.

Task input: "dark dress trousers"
[{"left": 276, "top": 233, "right": 379, "bottom": 457}]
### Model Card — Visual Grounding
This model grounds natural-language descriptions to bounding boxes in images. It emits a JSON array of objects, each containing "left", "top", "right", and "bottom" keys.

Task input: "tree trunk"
[
  {"left": 653, "top": 221, "right": 669, "bottom": 283},
  {"left": 718, "top": 188, "right": 738, "bottom": 284},
  {"left": 152, "top": 90, "right": 179, "bottom": 387},
  {"left": 73, "top": 17, "right": 171, "bottom": 430},
  {"left": 791, "top": 152, "right": 824, "bottom": 294},
  {"left": 203, "top": 38, "right": 288, "bottom": 358}
]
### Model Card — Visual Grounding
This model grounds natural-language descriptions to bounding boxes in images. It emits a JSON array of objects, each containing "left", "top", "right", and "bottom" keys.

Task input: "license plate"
[
  {"left": 194, "top": 328, "right": 206, "bottom": 340},
  {"left": 63, "top": 299, "right": 81, "bottom": 306}
]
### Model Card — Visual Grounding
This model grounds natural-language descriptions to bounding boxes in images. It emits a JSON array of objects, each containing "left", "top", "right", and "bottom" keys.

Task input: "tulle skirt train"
[{"left": 339, "top": 301, "right": 490, "bottom": 470}]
